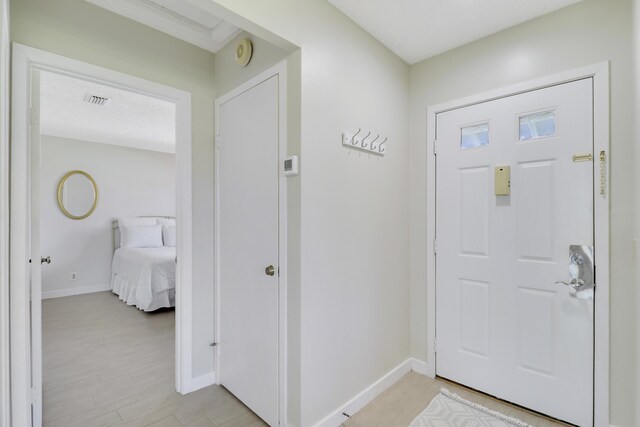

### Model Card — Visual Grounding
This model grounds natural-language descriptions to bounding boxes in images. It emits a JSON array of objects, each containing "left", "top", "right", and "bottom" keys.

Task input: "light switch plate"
[{"left": 495, "top": 166, "right": 510, "bottom": 196}]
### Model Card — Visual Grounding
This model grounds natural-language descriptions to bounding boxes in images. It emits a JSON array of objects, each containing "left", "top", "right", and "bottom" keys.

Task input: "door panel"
[
  {"left": 436, "top": 79, "right": 594, "bottom": 426},
  {"left": 217, "top": 75, "right": 280, "bottom": 427}
]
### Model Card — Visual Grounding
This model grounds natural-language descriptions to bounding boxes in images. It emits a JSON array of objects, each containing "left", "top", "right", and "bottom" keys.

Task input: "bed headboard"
[{"left": 113, "top": 216, "right": 175, "bottom": 251}]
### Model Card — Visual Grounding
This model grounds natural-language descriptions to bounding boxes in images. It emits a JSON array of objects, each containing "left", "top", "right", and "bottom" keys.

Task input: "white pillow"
[
  {"left": 118, "top": 217, "right": 158, "bottom": 228},
  {"left": 120, "top": 224, "right": 163, "bottom": 248},
  {"left": 157, "top": 217, "right": 176, "bottom": 227},
  {"left": 117, "top": 218, "right": 165, "bottom": 248},
  {"left": 163, "top": 225, "right": 177, "bottom": 247}
]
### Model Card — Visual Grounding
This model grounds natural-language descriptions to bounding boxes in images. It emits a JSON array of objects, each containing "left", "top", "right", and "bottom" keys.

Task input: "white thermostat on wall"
[{"left": 282, "top": 156, "right": 299, "bottom": 176}]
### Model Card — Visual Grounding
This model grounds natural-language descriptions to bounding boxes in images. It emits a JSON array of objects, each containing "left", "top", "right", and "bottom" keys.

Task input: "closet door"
[{"left": 216, "top": 74, "right": 280, "bottom": 426}]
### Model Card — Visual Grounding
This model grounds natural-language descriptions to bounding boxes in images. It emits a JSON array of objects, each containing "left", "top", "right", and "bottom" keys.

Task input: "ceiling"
[
  {"left": 86, "top": 0, "right": 241, "bottom": 53},
  {"left": 40, "top": 71, "right": 176, "bottom": 154},
  {"left": 328, "top": 0, "right": 583, "bottom": 64}
]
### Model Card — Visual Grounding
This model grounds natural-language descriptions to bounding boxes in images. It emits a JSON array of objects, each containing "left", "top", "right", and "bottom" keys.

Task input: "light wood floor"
[
  {"left": 43, "top": 291, "right": 265, "bottom": 427},
  {"left": 45, "top": 292, "right": 572, "bottom": 427},
  {"left": 343, "top": 371, "right": 572, "bottom": 427}
]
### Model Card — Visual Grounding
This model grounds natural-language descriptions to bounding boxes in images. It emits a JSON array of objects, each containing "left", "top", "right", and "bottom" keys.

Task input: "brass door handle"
[{"left": 265, "top": 265, "right": 275, "bottom": 276}]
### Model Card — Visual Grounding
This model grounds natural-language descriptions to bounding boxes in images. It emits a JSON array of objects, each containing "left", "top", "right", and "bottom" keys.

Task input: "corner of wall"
[
  {"left": 0, "top": 0, "right": 9, "bottom": 425},
  {"left": 285, "top": 48, "right": 302, "bottom": 427},
  {"left": 633, "top": 1, "right": 640, "bottom": 425},
  {"left": 213, "top": 30, "right": 290, "bottom": 96}
]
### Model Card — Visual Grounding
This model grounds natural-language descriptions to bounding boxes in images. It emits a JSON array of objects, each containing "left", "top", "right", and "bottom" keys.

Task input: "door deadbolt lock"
[
  {"left": 265, "top": 265, "right": 275, "bottom": 276},
  {"left": 555, "top": 245, "right": 594, "bottom": 299}
]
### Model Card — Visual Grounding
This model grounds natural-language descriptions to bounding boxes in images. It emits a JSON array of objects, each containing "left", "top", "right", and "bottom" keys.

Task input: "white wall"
[
  {"left": 633, "top": 0, "right": 640, "bottom": 423},
  {"left": 409, "top": 0, "right": 636, "bottom": 425},
  {"left": 40, "top": 135, "right": 175, "bottom": 297},
  {"left": 298, "top": 21, "right": 409, "bottom": 425},
  {"left": 0, "top": 0, "right": 9, "bottom": 423},
  {"left": 193, "top": 1, "right": 411, "bottom": 425},
  {"left": 11, "top": 0, "right": 216, "bottom": 380}
]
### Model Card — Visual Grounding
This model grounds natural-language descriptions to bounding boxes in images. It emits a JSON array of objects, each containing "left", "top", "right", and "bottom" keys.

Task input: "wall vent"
[{"left": 84, "top": 94, "right": 111, "bottom": 106}]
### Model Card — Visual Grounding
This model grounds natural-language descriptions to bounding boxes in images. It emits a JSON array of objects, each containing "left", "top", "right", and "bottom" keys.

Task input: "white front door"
[
  {"left": 217, "top": 74, "right": 280, "bottom": 427},
  {"left": 436, "top": 79, "right": 594, "bottom": 426}
]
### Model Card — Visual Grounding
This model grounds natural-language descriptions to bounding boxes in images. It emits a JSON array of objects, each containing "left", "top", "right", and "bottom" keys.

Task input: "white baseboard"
[
  {"left": 313, "top": 359, "right": 413, "bottom": 427},
  {"left": 410, "top": 358, "right": 432, "bottom": 377},
  {"left": 42, "top": 284, "right": 111, "bottom": 299},
  {"left": 183, "top": 372, "right": 215, "bottom": 394}
]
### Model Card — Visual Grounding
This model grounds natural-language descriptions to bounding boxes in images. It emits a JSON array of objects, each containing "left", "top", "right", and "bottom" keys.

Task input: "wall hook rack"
[{"left": 342, "top": 128, "right": 388, "bottom": 155}]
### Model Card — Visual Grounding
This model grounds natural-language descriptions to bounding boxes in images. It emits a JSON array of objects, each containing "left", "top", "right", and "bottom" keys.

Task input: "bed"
[{"left": 110, "top": 217, "right": 176, "bottom": 311}]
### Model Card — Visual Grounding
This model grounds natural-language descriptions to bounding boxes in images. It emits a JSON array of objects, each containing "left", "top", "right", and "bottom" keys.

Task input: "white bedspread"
[{"left": 111, "top": 247, "right": 176, "bottom": 311}]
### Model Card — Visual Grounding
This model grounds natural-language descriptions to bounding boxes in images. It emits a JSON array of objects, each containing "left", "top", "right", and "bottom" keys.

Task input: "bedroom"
[{"left": 37, "top": 70, "right": 180, "bottom": 424}]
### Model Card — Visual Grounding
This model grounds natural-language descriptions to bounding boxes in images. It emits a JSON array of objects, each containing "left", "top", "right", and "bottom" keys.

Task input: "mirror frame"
[{"left": 56, "top": 170, "right": 99, "bottom": 220}]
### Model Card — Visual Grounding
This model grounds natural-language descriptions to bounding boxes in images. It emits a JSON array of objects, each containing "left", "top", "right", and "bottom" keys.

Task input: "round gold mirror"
[{"left": 57, "top": 170, "right": 98, "bottom": 220}]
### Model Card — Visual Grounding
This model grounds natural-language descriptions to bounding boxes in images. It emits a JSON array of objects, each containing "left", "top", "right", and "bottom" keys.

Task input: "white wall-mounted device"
[
  {"left": 235, "top": 39, "right": 253, "bottom": 67},
  {"left": 282, "top": 156, "right": 299, "bottom": 176}
]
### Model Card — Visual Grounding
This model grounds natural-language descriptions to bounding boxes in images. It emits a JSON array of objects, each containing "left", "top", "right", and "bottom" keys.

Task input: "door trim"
[
  {"left": 0, "top": 0, "right": 9, "bottom": 425},
  {"left": 425, "top": 62, "right": 610, "bottom": 426},
  {"left": 10, "top": 43, "right": 194, "bottom": 426},
  {"left": 214, "top": 60, "right": 288, "bottom": 426}
]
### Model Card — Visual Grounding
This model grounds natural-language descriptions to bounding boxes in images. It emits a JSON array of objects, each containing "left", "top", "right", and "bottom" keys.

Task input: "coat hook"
[
  {"left": 361, "top": 131, "right": 371, "bottom": 148},
  {"left": 370, "top": 134, "right": 380, "bottom": 150},
  {"left": 351, "top": 128, "right": 361, "bottom": 146},
  {"left": 378, "top": 137, "right": 388, "bottom": 153}
]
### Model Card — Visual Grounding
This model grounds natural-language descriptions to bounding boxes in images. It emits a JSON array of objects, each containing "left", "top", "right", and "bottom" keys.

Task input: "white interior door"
[
  {"left": 436, "top": 79, "right": 594, "bottom": 426},
  {"left": 217, "top": 75, "right": 280, "bottom": 427},
  {"left": 30, "top": 69, "right": 43, "bottom": 426}
]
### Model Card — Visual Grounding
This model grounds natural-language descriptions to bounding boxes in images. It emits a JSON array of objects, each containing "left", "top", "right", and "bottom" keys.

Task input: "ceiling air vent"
[{"left": 84, "top": 94, "right": 111, "bottom": 106}]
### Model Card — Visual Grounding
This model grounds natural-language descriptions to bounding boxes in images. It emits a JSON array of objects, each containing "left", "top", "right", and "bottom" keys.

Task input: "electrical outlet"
[{"left": 71, "top": 272, "right": 78, "bottom": 280}]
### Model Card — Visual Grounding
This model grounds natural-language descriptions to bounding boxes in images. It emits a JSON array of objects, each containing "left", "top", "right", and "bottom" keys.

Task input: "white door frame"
[
  {"left": 10, "top": 43, "right": 194, "bottom": 426},
  {"left": 426, "top": 62, "right": 610, "bottom": 426},
  {"left": 0, "top": 0, "right": 10, "bottom": 426},
  {"left": 214, "top": 61, "right": 288, "bottom": 426}
]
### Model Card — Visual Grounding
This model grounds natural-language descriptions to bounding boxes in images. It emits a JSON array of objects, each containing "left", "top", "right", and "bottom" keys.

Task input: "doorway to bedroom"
[
  {"left": 36, "top": 70, "right": 179, "bottom": 426},
  {"left": 11, "top": 44, "right": 194, "bottom": 426}
]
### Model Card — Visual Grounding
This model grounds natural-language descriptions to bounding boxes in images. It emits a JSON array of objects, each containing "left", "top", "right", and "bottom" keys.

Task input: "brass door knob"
[{"left": 265, "top": 265, "right": 275, "bottom": 276}]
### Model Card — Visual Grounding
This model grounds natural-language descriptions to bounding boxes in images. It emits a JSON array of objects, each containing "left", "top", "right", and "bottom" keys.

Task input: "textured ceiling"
[
  {"left": 328, "top": 0, "right": 583, "bottom": 64},
  {"left": 40, "top": 71, "right": 176, "bottom": 153}
]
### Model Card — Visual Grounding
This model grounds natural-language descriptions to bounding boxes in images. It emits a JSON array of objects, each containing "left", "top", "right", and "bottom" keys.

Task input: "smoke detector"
[{"left": 84, "top": 94, "right": 111, "bottom": 106}]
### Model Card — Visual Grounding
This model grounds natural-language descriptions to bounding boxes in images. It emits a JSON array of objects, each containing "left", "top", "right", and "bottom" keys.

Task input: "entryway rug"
[{"left": 409, "top": 388, "right": 532, "bottom": 427}]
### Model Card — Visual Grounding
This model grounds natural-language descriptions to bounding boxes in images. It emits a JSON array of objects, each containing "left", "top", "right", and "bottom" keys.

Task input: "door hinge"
[
  {"left": 433, "top": 238, "right": 437, "bottom": 255},
  {"left": 30, "top": 388, "right": 39, "bottom": 404},
  {"left": 434, "top": 338, "right": 437, "bottom": 353},
  {"left": 433, "top": 140, "right": 437, "bottom": 155},
  {"left": 216, "top": 135, "right": 221, "bottom": 149}
]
